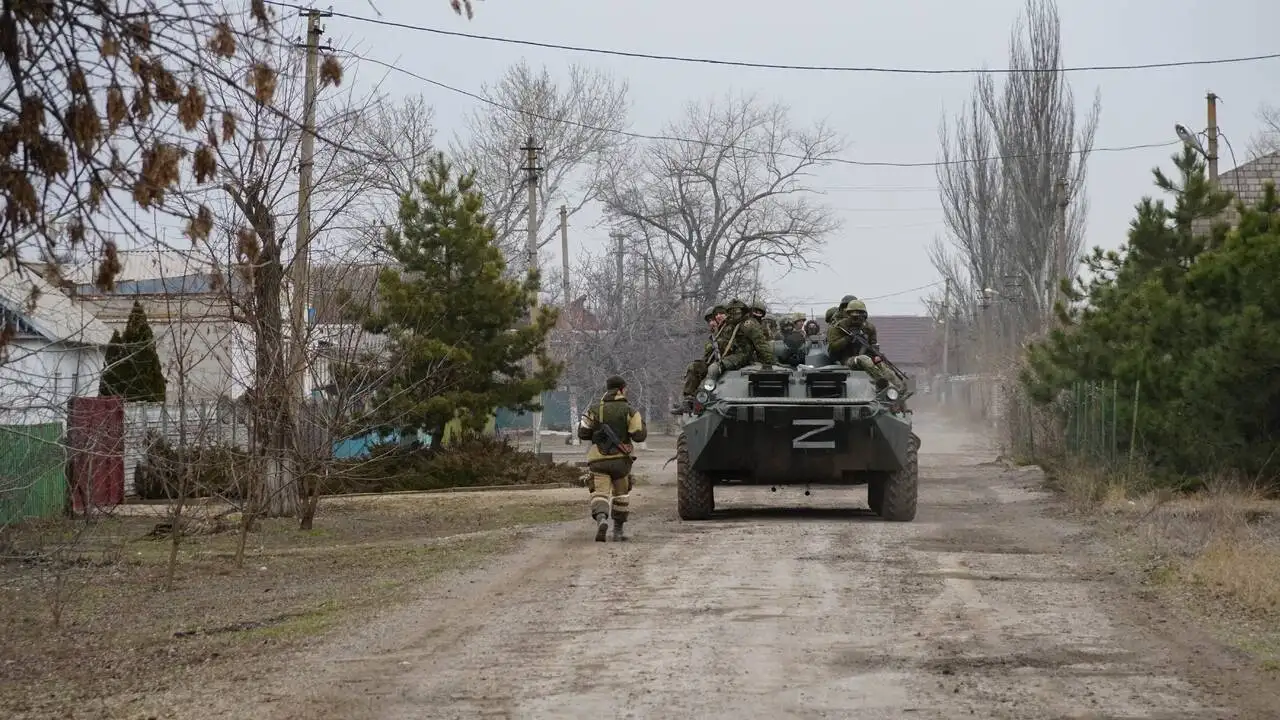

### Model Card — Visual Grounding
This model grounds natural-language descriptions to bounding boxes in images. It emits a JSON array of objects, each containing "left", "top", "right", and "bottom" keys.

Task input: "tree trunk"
[{"left": 232, "top": 189, "right": 299, "bottom": 520}]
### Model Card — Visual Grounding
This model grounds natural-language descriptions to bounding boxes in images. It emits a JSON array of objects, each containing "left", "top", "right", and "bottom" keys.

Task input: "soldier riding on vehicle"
[
  {"left": 675, "top": 304, "right": 729, "bottom": 413},
  {"left": 826, "top": 299, "right": 903, "bottom": 391}
]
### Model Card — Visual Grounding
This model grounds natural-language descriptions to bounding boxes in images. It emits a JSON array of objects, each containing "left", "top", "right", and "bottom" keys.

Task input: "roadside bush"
[
  {"left": 133, "top": 436, "right": 254, "bottom": 500},
  {"left": 1022, "top": 148, "right": 1280, "bottom": 486},
  {"left": 328, "top": 436, "right": 581, "bottom": 494}
]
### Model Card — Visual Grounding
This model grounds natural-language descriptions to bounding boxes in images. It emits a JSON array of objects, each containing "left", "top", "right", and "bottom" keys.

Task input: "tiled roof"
[
  {"left": 556, "top": 296, "right": 604, "bottom": 332},
  {"left": 309, "top": 264, "right": 386, "bottom": 325},
  {"left": 871, "top": 315, "right": 940, "bottom": 367}
]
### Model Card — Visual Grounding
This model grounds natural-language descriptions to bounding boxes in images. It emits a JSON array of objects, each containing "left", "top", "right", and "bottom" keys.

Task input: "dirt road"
[{"left": 253, "top": 411, "right": 1276, "bottom": 719}]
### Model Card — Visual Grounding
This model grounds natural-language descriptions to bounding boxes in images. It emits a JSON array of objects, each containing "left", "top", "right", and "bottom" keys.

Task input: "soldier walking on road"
[{"left": 577, "top": 375, "right": 648, "bottom": 542}]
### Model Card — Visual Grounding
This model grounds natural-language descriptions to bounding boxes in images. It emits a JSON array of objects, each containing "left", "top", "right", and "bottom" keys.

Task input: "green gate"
[{"left": 0, "top": 423, "right": 68, "bottom": 524}]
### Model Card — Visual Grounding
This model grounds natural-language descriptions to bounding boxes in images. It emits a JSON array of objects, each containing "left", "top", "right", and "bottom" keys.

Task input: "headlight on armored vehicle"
[
  {"left": 702, "top": 379, "right": 715, "bottom": 392},
  {"left": 695, "top": 390, "right": 709, "bottom": 403},
  {"left": 886, "top": 387, "right": 900, "bottom": 401}
]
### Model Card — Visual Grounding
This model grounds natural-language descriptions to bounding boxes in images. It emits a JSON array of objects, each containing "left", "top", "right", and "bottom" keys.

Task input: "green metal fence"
[
  {"left": 1003, "top": 379, "right": 1140, "bottom": 467},
  {"left": 0, "top": 423, "right": 68, "bottom": 525},
  {"left": 1063, "top": 380, "right": 1138, "bottom": 466}
]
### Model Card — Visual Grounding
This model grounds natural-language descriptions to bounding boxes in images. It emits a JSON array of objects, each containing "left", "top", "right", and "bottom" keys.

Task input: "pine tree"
[
  {"left": 99, "top": 301, "right": 166, "bottom": 402},
  {"left": 364, "top": 153, "right": 562, "bottom": 439},
  {"left": 1022, "top": 147, "right": 1280, "bottom": 478},
  {"left": 98, "top": 330, "right": 124, "bottom": 397}
]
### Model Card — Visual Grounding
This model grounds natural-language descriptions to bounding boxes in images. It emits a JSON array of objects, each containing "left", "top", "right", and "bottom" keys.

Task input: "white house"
[
  {"left": 56, "top": 247, "right": 255, "bottom": 402},
  {"left": 0, "top": 266, "right": 113, "bottom": 425}
]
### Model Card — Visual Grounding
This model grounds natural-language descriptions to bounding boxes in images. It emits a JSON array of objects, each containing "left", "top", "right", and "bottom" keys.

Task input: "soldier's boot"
[
  {"left": 589, "top": 493, "right": 612, "bottom": 542},
  {"left": 611, "top": 517, "right": 626, "bottom": 541}
]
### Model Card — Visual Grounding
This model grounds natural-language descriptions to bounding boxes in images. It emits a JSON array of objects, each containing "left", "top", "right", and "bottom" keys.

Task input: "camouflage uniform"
[
  {"left": 750, "top": 302, "right": 778, "bottom": 340},
  {"left": 576, "top": 376, "right": 647, "bottom": 541},
  {"left": 777, "top": 313, "right": 808, "bottom": 365},
  {"left": 679, "top": 304, "right": 730, "bottom": 400},
  {"left": 826, "top": 300, "right": 902, "bottom": 390},
  {"left": 834, "top": 295, "right": 879, "bottom": 346},
  {"left": 715, "top": 299, "right": 774, "bottom": 372}
]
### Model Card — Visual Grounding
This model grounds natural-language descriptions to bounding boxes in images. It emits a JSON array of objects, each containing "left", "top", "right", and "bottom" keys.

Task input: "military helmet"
[
  {"left": 840, "top": 294, "right": 858, "bottom": 307},
  {"left": 845, "top": 299, "right": 867, "bottom": 314},
  {"left": 726, "top": 297, "right": 748, "bottom": 309},
  {"left": 824, "top": 306, "right": 839, "bottom": 323},
  {"left": 703, "top": 304, "right": 726, "bottom": 321},
  {"left": 750, "top": 301, "right": 767, "bottom": 315}
]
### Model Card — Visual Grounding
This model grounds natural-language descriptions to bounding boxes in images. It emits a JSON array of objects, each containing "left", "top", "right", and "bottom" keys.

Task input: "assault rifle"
[
  {"left": 838, "top": 324, "right": 907, "bottom": 380},
  {"left": 591, "top": 421, "right": 634, "bottom": 457}
]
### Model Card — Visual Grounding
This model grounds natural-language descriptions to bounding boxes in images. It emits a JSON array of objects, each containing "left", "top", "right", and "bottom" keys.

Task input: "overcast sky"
[{"left": 310, "top": 0, "right": 1275, "bottom": 316}]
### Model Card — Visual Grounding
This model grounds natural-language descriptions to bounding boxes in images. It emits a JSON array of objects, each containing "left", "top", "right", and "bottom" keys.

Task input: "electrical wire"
[
  {"left": 261, "top": 1, "right": 1280, "bottom": 76},
  {"left": 1215, "top": 131, "right": 1247, "bottom": 201},
  {"left": 779, "top": 282, "right": 945, "bottom": 307},
  {"left": 339, "top": 48, "right": 1183, "bottom": 169},
  {"left": 820, "top": 185, "right": 940, "bottom": 192}
]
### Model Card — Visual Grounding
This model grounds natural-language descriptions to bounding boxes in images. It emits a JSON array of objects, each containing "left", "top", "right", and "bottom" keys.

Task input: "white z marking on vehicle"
[{"left": 792, "top": 418, "right": 836, "bottom": 449}]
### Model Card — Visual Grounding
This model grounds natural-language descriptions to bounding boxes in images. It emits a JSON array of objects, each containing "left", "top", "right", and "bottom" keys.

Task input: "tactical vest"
[{"left": 597, "top": 396, "right": 634, "bottom": 445}]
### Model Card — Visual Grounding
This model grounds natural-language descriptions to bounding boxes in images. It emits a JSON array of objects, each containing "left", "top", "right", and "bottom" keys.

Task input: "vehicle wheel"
[
  {"left": 867, "top": 474, "right": 886, "bottom": 515},
  {"left": 879, "top": 434, "right": 919, "bottom": 522},
  {"left": 676, "top": 432, "right": 714, "bottom": 520}
]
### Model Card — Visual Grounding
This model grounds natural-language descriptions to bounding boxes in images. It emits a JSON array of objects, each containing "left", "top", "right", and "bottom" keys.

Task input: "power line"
[
  {"left": 340, "top": 49, "right": 1182, "bottom": 169},
  {"left": 262, "top": 2, "right": 1280, "bottom": 76},
  {"left": 821, "top": 185, "right": 940, "bottom": 192},
  {"left": 776, "top": 282, "right": 945, "bottom": 308},
  {"left": 830, "top": 206, "right": 942, "bottom": 213}
]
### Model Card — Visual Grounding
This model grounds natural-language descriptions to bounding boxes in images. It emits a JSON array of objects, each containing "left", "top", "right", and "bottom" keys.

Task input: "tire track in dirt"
[{"left": 244, "top": 411, "right": 1276, "bottom": 719}]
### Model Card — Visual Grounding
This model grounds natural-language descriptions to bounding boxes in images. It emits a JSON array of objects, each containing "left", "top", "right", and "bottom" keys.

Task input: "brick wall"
[{"left": 1193, "top": 152, "right": 1280, "bottom": 234}]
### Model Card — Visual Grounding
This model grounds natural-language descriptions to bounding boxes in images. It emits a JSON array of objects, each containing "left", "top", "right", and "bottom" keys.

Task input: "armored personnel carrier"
[{"left": 675, "top": 337, "right": 920, "bottom": 521}]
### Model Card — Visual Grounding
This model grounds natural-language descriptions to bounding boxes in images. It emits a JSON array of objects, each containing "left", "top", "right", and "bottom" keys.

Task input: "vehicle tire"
[
  {"left": 879, "top": 433, "right": 919, "bottom": 522},
  {"left": 676, "top": 432, "right": 714, "bottom": 520},
  {"left": 867, "top": 474, "right": 886, "bottom": 515}
]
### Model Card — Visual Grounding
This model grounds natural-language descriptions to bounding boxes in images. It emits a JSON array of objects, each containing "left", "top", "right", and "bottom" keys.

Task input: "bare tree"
[
  {"left": 596, "top": 92, "right": 843, "bottom": 306},
  {"left": 338, "top": 93, "right": 438, "bottom": 262},
  {"left": 172, "top": 18, "right": 386, "bottom": 519},
  {"left": 933, "top": 90, "right": 1006, "bottom": 318},
  {"left": 1248, "top": 103, "right": 1280, "bottom": 160},
  {"left": 984, "top": 0, "right": 1098, "bottom": 329},
  {"left": 932, "top": 0, "right": 1098, "bottom": 343},
  {"left": 555, "top": 243, "right": 700, "bottom": 430},
  {"left": 0, "top": 1, "right": 286, "bottom": 297},
  {"left": 450, "top": 61, "right": 630, "bottom": 260}
]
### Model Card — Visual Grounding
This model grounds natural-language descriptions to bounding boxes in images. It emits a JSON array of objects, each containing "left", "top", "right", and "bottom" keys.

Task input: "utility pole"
[
  {"left": 559, "top": 206, "right": 579, "bottom": 446},
  {"left": 287, "top": 8, "right": 329, "bottom": 498},
  {"left": 521, "top": 136, "right": 543, "bottom": 456},
  {"left": 940, "top": 278, "right": 951, "bottom": 406},
  {"left": 1206, "top": 92, "right": 1220, "bottom": 183}
]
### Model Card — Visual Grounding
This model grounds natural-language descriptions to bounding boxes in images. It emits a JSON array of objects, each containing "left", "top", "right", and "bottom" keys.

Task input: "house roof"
[
  {"left": 0, "top": 265, "right": 113, "bottom": 346},
  {"left": 872, "top": 315, "right": 940, "bottom": 367},
  {"left": 59, "top": 247, "right": 216, "bottom": 288},
  {"left": 309, "top": 264, "right": 387, "bottom": 324},
  {"left": 556, "top": 296, "right": 604, "bottom": 332}
]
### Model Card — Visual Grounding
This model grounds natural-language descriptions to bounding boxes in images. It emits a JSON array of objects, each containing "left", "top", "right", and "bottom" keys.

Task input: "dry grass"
[
  {"left": 0, "top": 488, "right": 584, "bottom": 719},
  {"left": 1050, "top": 462, "right": 1280, "bottom": 669}
]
